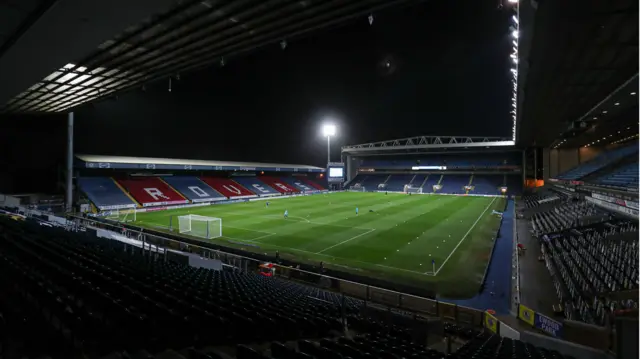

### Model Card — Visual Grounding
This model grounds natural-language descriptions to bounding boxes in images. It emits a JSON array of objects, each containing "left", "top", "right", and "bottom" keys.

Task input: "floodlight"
[
  {"left": 323, "top": 124, "right": 336, "bottom": 137},
  {"left": 512, "top": 30, "right": 519, "bottom": 38}
]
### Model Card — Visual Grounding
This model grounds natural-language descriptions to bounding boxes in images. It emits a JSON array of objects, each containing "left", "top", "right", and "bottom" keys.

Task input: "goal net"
[
  {"left": 349, "top": 184, "right": 365, "bottom": 192},
  {"left": 404, "top": 185, "right": 422, "bottom": 194},
  {"left": 105, "top": 209, "right": 137, "bottom": 223},
  {"left": 178, "top": 215, "right": 222, "bottom": 239}
]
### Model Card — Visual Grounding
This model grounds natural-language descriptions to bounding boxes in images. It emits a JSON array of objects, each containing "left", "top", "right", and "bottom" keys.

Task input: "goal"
[
  {"left": 349, "top": 185, "right": 366, "bottom": 192},
  {"left": 178, "top": 215, "right": 222, "bottom": 239},
  {"left": 404, "top": 185, "right": 422, "bottom": 194},
  {"left": 106, "top": 208, "right": 137, "bottom": 222}
]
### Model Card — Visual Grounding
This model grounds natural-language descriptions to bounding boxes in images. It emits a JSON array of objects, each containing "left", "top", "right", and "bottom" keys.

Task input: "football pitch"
[{"left": 134, "top": 192, "right": 506, "bottom": 298}]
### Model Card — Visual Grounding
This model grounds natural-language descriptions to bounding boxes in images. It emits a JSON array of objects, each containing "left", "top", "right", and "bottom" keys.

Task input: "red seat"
[
  {"left": 200, "top": 177, "right": 256, "bottom": 198},
  {"left": 258, "top": 176, "right": 299, "bottom": 194},
  {"left": 116, "top": 177, "right": 188, "bottom": 206},
  {"left": 302, "top": 178, "right": 325, "bottom": 190}
]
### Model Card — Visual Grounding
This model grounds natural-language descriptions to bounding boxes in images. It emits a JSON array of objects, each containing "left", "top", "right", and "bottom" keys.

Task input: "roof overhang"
[
  {"left": 517, "top": 0, "right": 638, "bottom": 148},
  {"left": 1, "top": 0, "right": 424, "bottom": 114},
  {"left": 342, "top": 136, "right": 515, "bottom": 156},
  {"left": 75, "top": 154, "right": 325, "bottom": 173}
]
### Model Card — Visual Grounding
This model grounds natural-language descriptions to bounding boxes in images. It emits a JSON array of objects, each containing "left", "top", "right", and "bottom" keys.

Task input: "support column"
[
  {"left": 66, "top": 112, "right": 74, "bottom": 212},
  {"left": 521, "top": 149, "right": 526, "bottom": 189},
  {"left": 327, "top": 135, "right": 331, "bottom": 164},
  {"left": 533, "top": 147, "right": 538, "bottom": 181}
]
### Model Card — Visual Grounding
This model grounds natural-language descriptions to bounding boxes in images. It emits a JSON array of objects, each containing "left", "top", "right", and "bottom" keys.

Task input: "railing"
[{"left": 67, "top": 214, "right": 612, "bottom": 355}]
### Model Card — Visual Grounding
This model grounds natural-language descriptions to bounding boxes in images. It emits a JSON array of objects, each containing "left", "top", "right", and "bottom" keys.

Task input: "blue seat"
[
  {"left": 162, "top": 176, "right": 226, "bottom": 202},
  {"left": 78, "top": 177, "right": 136, "bottom": 210}
]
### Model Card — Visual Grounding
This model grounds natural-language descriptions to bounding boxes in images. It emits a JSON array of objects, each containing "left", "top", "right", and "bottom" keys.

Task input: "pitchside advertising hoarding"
[
  {"left": 327, "top": 162, "right": 345, "bottom": 183},
  {"left": 518, "top": 304, "right": 563, "bottom": 338}
]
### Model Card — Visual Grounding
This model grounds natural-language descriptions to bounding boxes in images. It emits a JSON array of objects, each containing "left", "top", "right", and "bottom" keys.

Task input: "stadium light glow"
[
  {"left": 322, "top": 123, "right": 337, "bottom": 164},
  {"left": 323, "top": 124, "right": 337, "bottom": 137}
]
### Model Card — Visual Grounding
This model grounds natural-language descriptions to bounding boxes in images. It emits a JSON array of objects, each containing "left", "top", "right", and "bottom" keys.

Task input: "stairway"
[
  {"left": 420, "top": 175, "right": 429, "bottom": 188},
  {"left": 158, "top": 177, "right": 189, "bottom": 201},
  {"left": 465, "top": 174, "right": 474, "bottom": 195},
  {"left": 409, "top": 174, "right": 417, "bottom": 185},
  {"left": 433, "top": 175, "right": 444, "bottom": 193},
  {"left": 383, "top": 175, "right": 392, "bottom": 184}
]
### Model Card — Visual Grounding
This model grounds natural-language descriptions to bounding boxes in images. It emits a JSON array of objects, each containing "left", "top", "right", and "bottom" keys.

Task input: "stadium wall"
[{"left": 547, "top": 147, "right": 605, "bottom": 178}]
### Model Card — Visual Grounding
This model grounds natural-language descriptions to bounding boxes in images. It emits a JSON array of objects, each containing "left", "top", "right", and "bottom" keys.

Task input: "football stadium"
[
  {"left": 0, "top": 1, "right": 638, "bottom": 359},
  {"left": 74, "top": 150, "right": 515, "bottom": 299}
]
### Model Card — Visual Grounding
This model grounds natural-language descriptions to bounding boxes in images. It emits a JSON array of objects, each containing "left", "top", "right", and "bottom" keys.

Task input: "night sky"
[{"left": 0, "top": 0, "right": 513, "bottom": 193}]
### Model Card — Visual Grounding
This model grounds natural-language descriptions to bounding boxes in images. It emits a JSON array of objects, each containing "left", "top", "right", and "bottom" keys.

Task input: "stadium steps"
[
  {"left": 111, "top": 177, "right": 142, "bottom": 208},
  {"left": 420, "top": 174, "right": 429, "bottom": 188},
  {"left": 383, "top": 174, "right": 392, "bottom": 184},
  {"left": 465, "top": 175, "right": 474, "bottom": 195},
  {"left": 433, "top": 175, "right": 444, "bottom": 192},
  {"left": 583, "top": 155, "right": 638, "bottom": 184},
  {"left": 409, "top": 174, "right": 417, "bottom": 185},
  {"left": 157, "top": 177, "right": 190, "bottom": 202}
]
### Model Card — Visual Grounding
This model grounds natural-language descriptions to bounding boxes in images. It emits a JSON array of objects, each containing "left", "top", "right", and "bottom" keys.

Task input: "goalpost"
[
  {"left": 178, "top": 215, "right": 222, "bottom": 239},
  {"left": 404, "top": 185, "right": 422, "bottom": 194},
  {"left": 105, "top": 209, "right": 137, "bottom": 223},
  {"left": 349, "top": 184, "right": 366, "bottom": 192}
]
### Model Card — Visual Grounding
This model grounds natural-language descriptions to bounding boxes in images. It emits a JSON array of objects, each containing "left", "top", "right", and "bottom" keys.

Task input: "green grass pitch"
[{"left": 134, "top": 192, "right": 506, "bottom": 298}]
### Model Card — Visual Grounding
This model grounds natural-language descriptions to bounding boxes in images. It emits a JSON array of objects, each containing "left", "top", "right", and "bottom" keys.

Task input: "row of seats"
[
  {"left": 523, "top": 192, "right": 565, "bottom": 209},
  {"left": 591, "top": 161, "right": 639, "bottom": 189},
  {"left": 454, "top": 331, "right": 574, "bottom": 359},
  {"left": 531, "top": 201, "right": 601, "bottom": 236},
  {"left": 349, "top": 174, "right": 521, "bottom": 195},
  {"left": 0, "top": 216, "right": 352, "bottom": 358},
  {"left": 555, "top": 142, "right": 638, "bottom": 180},
  {"left": 541, "top": 220, "right": 638, "bottom": 326},
  {"left": 359, "top": 154, "right": 521, "bottom": 168},
  {"left": 79, "top": 176, "right": 326, "bottom": 209},
  {"left": 0, "top": 213, "right": 585, "bottom": 359}
]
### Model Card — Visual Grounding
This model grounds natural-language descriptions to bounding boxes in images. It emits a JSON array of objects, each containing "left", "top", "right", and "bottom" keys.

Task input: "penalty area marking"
[
  {"left": 433, "top": 196, "right": 497, "bottom": 276},
  {"left": 315, "top": 228, "right": 376, "bottom": 254},
  {"left": 222, "top": 237, "right": 428, "bottom": 276},
  {"left": 222, "top": 232, "right": 276, "bottom": 242}
]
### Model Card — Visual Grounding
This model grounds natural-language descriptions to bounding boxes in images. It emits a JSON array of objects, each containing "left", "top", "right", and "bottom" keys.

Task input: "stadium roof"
[
  {"left": 342, "top": 135, "right": 515, "bottom": 155},
  {"left": 75, "top": 154, "right": 325, "bottom": 172},
  {"left": 517, "top": 0, "right": 638, "bottom": 148},
  {"left": 0, "top": 0, "right": 422, "bottom": 114}
]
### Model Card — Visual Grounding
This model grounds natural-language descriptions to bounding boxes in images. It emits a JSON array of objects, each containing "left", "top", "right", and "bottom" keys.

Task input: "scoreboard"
[{"left": 327, "top": 162, "right": 345, "bottom": 183}]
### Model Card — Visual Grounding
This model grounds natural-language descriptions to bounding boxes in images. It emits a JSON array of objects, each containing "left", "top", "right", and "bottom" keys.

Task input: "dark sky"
[{"left": 0, "top": 0, "right": 512, "bottom": 193}]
